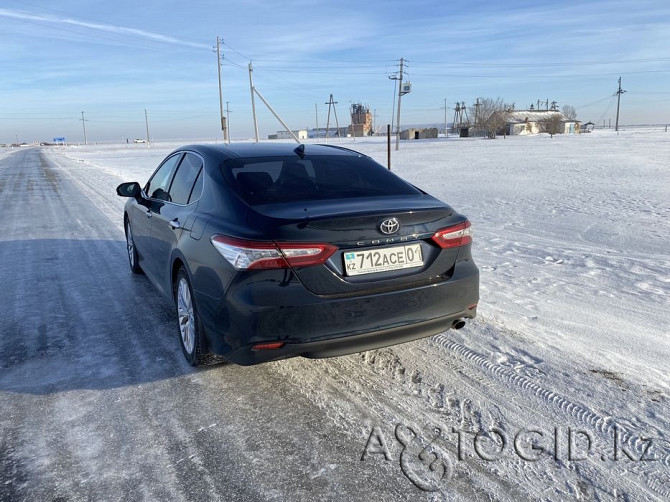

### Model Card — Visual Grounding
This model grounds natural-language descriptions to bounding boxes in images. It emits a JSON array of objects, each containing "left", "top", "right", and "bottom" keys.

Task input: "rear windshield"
[{"left": 221, "top": 155, "right": 421, "bottom": 205}]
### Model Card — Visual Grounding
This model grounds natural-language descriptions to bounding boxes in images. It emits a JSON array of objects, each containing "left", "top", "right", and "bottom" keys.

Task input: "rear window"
[{"left": 221, "top": 155, "right": 421, "bottom": 205}]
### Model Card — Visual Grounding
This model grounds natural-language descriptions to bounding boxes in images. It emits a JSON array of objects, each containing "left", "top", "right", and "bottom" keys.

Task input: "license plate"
[{"left": 343, "top": 243, "right": 423, "bottom": 276}]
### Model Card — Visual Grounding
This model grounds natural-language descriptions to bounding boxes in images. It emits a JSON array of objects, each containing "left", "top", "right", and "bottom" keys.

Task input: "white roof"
[{"left": 507, "top": 110, "right": 567, "bottom": 123}]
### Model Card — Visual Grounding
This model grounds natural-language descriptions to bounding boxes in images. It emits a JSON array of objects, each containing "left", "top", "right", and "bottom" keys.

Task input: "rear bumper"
[
  {"left": 225, "top": 308, "right": 476, "bottom": 365},
  {"left": 195, "top": 259, "right": 479, "bottom": 366}
]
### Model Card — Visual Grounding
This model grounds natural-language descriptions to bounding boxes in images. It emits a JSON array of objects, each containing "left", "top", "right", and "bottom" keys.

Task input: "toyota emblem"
[{"left": 379, "top": 218, "right": 400, "bottom": 235}]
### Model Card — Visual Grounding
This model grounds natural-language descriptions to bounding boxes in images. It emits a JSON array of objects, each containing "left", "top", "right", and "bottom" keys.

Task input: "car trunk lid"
[{"left": 246, "top": 195, "right": 466, "bottom": 296}]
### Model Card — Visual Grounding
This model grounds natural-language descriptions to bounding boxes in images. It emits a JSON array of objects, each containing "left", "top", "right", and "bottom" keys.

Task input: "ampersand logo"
[{"left": 395, "top": 424, "right": 453, "bottom": 492}]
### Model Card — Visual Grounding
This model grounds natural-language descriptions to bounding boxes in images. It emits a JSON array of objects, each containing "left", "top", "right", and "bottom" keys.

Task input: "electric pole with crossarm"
[
  {"left": 214, "top": 37, "right": 227, "bottom": 142},
  {"left": 615, "top": 77, "right": 626, "bottom": 133},
  {"left": 388, "top": 58, "right": 411, "bottom": 150}
]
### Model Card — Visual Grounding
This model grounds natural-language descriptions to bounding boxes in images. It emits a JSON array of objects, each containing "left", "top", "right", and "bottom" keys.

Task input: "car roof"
[{"left": 177, "top": 142, "right": 367, "bottom": 160}]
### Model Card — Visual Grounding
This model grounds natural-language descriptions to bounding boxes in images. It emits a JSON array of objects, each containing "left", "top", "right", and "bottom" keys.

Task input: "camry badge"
[{"left": 379, "top": 218, "right": 400, "bottom": 235}]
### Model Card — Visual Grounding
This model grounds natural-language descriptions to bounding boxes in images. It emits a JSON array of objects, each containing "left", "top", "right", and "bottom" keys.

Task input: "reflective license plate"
[{"left": 343, "top": 243, "right": 423, "bottom": 276}]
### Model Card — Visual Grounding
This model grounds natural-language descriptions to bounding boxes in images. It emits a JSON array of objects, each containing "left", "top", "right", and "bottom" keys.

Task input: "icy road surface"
[{"left": 1, "top": 130, "right": 669, "bottom": 501}]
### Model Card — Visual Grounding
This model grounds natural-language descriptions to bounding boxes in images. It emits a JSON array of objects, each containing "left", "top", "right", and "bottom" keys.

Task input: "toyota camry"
[{"left": 116, "top": 143, "right": 479, "bottom": 366}]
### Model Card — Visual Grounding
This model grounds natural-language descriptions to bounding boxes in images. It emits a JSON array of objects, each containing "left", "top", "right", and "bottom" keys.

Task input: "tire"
[
  {"left": 125, "top": 218, "right": 143, "bottom": 274},
  {"left": 175, "top": 267, "right": 207, "bottom": 366}
]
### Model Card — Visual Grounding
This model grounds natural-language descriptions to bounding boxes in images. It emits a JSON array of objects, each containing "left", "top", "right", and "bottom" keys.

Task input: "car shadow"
[{"left": 0, "top": 238, "right": 226, "bottom": 396}]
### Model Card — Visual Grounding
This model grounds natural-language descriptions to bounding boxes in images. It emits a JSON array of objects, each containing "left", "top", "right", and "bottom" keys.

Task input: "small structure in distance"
[
  {"left": 506, "top": 110, "right": 580, "bottom": 136},
  {"left": 349, "top": 103, "right": 373, "bottom": 137},
  {"left": 268, "top": 130, "right": 309, "bottom": 140},
  {"left": 400, "top": 128, "right": 439, "bottom": 140}
]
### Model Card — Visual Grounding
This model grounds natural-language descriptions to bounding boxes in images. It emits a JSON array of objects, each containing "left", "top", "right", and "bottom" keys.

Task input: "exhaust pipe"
[{"left": 451, "top": 319, "right": 466, "bottom": 330}]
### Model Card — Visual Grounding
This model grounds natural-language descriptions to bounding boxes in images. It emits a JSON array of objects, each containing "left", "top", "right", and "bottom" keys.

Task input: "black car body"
[{"left": 117, "top": 143, "right": 479, "bottom": 366}]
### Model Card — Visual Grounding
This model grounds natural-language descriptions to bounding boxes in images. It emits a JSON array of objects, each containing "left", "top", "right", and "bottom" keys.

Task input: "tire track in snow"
[
  {"left": 431, "top": 332, "right": 670, "bottom": 500},
  {"left": 269, "top": 318, "right": 668, "bottom": 501}
]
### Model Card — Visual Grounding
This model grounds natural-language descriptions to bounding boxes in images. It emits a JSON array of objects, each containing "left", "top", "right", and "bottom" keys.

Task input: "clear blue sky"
[{"left": 2, "top": 0, "right": 669, "bottom": 143}]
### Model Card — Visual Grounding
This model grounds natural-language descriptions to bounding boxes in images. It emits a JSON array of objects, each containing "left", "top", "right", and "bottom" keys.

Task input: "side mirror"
[{"left": 116, "top": 182, "right": 142, "bottom": 198}]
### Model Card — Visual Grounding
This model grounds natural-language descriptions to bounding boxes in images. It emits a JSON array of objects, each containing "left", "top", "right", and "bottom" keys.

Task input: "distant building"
[
  {"left": 506, "top": 110, "right": 580, "bottom": 135},
  {"left": 581, "top": 121, "right": 595, "bottom": 133},
  {"left": 268, "top": 129, "right": 309, "bottom": 140},
  {"left": 400, "top": 128, "right": 439, "bottom": 140},
  {"left": 349, "top": 103, "right": 373, "bottom": 137},
  {"left": 307, "top": 127, "right": 349, "bottom": 139}
]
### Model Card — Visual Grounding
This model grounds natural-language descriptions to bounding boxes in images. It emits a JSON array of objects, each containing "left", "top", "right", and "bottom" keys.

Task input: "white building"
[
  {"left": 268, "top": 129, "right": 309, "bottom": 140},
  {"left": 506, "top": 110, "right": 580, "bottom": 135}
]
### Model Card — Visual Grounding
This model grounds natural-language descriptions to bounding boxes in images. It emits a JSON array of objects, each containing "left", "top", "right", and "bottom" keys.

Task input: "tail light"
[
  {"left": 431, "top": 220, "right": 472, "bottom": 249},
  {"left": 210, "top": 235, "right": 337, "bottom": 270}
]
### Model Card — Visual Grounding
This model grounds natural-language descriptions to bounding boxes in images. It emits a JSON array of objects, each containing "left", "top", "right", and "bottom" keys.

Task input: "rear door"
[{"left": 149, "top": 152, "right": 204, "bottom": 296}]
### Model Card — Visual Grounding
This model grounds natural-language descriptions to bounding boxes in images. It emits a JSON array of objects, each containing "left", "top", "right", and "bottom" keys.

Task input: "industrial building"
[{"left": 348, "top": 103, "right": 373, "bottom": 137}]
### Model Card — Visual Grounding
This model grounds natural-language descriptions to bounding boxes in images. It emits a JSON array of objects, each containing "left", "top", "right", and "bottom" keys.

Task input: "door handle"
[{"left": 169, "top": 218, "right": 181, "bottom": 230}]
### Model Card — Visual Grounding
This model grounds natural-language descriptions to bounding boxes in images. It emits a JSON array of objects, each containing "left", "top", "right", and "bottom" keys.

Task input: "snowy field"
[
  {"left": 3, "top": 129, "right": 669, "bottom": 500},
  {"left": 49, "top": 129, "right": 670, "bottom": 380}
]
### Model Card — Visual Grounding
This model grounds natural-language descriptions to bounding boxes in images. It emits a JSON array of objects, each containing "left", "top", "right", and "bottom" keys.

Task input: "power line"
[
  {"left": 408, "top": 69, "right": 670, "bottom": 79},
  {"left": 220, "top": 40, "right": 253, "bottom": 61},
  {"left": 576, "top": 95, "right": 616, "bottom": 109},
  {"left": 407, "top": 56, "right": 670, "bottom": 67},
  {"left": 594, "top": 96, "right": 617, "bottom": 126}
]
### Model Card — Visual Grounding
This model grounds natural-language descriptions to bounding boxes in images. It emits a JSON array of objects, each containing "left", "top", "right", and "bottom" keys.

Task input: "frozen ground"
[{"left": 1, "top": 129, "right": 669, "bottom": 501}]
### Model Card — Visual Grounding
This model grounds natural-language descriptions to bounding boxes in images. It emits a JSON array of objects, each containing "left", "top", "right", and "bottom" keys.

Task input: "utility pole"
[
  {"left": 225, "top": 101, "right": 231, "bottom": 143},
  {"left": 144, "top": 109, "right": 150, "bottom": 146},
  {"left": 247, "top": 62, "right": 300, "bottom": 143},
  {"left": 80, "top": 111, "right": 87, "bottom": 145},
  {"left": 248, "top": 62, "right": 259, "bottom": 142},
  {"left": 387, "top": 124, "right": 391, "bottom": 169},
  {"left": 615, "top": 76, "right": 626, "bottom": 133},
  {"left": 443, "top": 98, "right": 448, "bottom": 138},
  {"left": 324, "top": 94, "right": 340, "bottom": 143},
  {"left": 395, "top": 57, "right": 404, "bottom": 150},
  {"left": 390, "top": 77, "right": 397, "bottom": 137},
  {"left": 214, "top": 37, "right": 227, "bottom": 142},
  {"left": 315, "top": 103, "right": 319, "bottom": 141},
  {"left": 388, "top": 58, "right": 411, "bottom": 150}
]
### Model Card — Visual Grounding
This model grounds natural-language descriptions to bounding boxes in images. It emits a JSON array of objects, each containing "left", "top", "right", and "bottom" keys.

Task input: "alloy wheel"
[
  {"left": 126, "top": 222, "right": 135, "bottom": 268},
  {"left": 177, "top": 277, "right": 196, "bottom": 355}
]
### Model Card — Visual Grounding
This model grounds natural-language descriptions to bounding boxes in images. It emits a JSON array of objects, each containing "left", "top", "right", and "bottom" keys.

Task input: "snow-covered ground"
[
  {"left": 3, "top": 129, "right": 669, "bottom": 500},
  {"left": 51, "top": 130, "right": 670, "bottom": 381}
]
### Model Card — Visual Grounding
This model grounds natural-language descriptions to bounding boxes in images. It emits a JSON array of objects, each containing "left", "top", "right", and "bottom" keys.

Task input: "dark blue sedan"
[{"left": 116, "top": 143, "right": 479, "bottom": 366}]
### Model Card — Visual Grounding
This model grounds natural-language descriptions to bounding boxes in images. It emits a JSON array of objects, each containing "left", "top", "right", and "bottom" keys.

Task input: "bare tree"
[
  {"left": 562, "top": 105, "right": 577, "bottom": 121},
  {"left": 538, "top": 112, "right": 564, "bottom": 138},
  {"left": 470, "top": 97, "right": 512, "bottom": 139}
]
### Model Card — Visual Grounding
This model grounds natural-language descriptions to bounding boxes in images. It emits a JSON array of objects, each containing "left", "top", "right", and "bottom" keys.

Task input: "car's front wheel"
[{"left": 175, "top": 267, "right": 206, "bottom": 366}]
